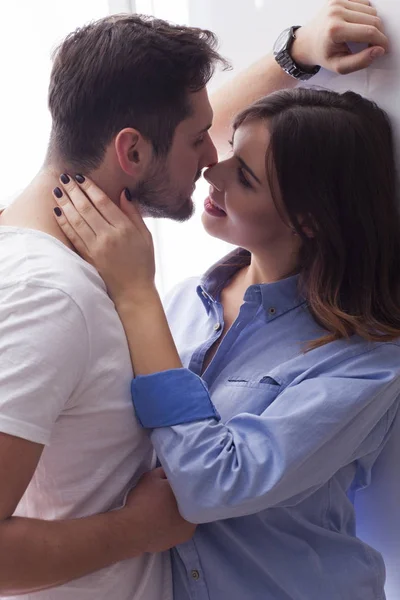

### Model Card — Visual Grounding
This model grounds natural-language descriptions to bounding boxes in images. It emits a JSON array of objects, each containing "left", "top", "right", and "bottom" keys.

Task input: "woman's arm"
[
  {"left": 133, "top": 345, "right": 400, "bottom": 523},
  {"left": 117, "top": 292, "right": 182, "bottom": 374}
]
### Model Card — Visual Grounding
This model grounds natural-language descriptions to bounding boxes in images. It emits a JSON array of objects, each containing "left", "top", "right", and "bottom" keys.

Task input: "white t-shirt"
[{"left": 0, "top": 226, "right": 171, "bottom": 600}]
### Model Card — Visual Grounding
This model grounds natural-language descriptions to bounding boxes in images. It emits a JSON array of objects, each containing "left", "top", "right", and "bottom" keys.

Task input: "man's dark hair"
[{"left": 47, "top": 14, "right": 228, "bottom": 171}]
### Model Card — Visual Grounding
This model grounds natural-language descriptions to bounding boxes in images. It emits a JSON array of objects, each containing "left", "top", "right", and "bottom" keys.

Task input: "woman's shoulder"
[
  {"left": 278, "top": 337, "right": 400, "bottom": 389},
  {"left": 323, "top": 337, "right": 400, "bottom": 365}
]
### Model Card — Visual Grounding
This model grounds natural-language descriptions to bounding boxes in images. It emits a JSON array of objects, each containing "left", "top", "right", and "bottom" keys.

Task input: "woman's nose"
[{"left": 203, "top": 164, "right": 223, "bottom": 192}]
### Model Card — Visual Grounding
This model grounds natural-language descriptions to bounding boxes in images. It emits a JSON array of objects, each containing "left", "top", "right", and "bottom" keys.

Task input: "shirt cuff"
[{"left": 131, "top": 368, "right": 220, "bottom": 428}]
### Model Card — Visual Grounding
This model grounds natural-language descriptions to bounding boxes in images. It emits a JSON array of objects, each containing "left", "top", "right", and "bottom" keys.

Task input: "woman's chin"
[{"left": 201, "top": 211, "right": 232, "bottom": 244}]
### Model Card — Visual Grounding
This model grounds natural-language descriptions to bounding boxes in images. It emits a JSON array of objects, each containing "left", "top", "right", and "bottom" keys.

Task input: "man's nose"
[{"left": 202, "top": 136, "right": 218, "bottom": 169}]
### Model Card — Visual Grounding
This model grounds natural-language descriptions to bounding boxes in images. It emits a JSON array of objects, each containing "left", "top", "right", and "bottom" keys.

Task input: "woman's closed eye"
[
  {"left": 228, "top": 140, "right": 253, "bottom": 189},
  {"left": 237, "top": 167, "right": 252, "bottom": 189}
]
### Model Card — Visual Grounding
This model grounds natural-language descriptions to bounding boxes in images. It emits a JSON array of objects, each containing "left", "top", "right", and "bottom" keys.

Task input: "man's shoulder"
[{"left": 0, "top": 227, "right": 105, "bottom": 305}]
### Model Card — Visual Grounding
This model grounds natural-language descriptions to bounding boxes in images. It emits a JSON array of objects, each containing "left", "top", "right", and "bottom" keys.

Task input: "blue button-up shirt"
[{"left": 131, "top": 249, "right": 400, "bottom": 600}]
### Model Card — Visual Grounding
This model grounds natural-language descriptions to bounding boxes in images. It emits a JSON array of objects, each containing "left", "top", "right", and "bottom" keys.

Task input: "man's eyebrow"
[
  {"left": 195, "top": 123, "right": 212, "bottom": 136},
  {"left": 236, "top": 155, "right": 261, "bottom": 185}
]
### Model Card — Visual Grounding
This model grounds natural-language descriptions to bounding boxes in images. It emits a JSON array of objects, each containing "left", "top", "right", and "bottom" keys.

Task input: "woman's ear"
[
  {"left": 300, "top": 224, "right": 315, "bottom": 239},
  {"left": 114, "top": 128, "right": 153, "bottom": 177},
  {"left": 294, "top": 214, "right": 315, "bottom": 239}
]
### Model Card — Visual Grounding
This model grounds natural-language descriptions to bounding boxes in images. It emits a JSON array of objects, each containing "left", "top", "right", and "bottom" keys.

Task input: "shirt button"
[
  {"left": 268, "top": 307, "right": 276, "bottom": 316},
  {"left": 191, "top": 569, "right": 200, "bottom": 581},
  {"left": 214, "top": 323, "right": 222, "bottom": 332}
]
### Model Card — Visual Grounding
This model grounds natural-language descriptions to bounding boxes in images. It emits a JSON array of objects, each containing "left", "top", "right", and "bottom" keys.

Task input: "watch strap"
[{"left": 275, "top": 26, "right": 321, "bottom": 82}]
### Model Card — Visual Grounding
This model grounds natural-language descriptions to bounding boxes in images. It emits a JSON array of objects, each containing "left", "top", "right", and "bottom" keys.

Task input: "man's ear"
[{"left": 114, "top": 128, "right": 153, "bottom": 176}]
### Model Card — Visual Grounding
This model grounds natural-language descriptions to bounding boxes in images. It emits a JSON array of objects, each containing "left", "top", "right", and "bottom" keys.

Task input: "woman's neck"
[{"left": 241, "top": 246, "right": 300, "bottom": 287}]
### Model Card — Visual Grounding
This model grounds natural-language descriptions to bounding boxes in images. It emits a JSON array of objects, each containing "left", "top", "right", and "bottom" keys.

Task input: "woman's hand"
[
  {"left": 53, "top": 175, "right": 155, "bottom": 304},
  {"left": 53, "top": 174, "right": 182, "bottom": 375}
]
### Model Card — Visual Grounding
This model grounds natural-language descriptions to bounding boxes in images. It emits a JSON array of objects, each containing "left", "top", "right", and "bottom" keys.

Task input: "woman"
[{"left": 52, "top": 88, "right": 400, "bottom": 600}]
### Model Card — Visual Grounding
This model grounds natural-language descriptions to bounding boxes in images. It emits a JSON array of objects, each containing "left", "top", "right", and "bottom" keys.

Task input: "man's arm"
[
  {"left": 210, "top": 0, "right": 389, "bottom": 155},
  {"left": 0, "top": 431, "right": 129, "bottom": 595},
  {"left": 0, "top": 282, "right": 193, "bottom": 595},
  {"left": 0, "top": 432, "right": 192, "bottom": 595}
]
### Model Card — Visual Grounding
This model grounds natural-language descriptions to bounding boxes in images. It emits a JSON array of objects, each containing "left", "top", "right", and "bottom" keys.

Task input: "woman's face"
[{"left": 202, "top": 120, "right": 296, "bottom": 254}]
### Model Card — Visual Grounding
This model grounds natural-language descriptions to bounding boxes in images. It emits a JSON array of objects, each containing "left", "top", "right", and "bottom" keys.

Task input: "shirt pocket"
[{"left": 219, "top": 374, "right": 282, "bottom": 419}]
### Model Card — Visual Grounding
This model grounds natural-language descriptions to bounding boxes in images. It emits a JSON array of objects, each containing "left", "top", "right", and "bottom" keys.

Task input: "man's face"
[{"left": 133, "top": 88, "right": 217, "bottom": 221}]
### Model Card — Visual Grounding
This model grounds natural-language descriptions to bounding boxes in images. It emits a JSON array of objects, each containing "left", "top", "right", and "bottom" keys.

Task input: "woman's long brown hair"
[{"left": 233, "top": 88, "right": 400, "bottom": 349}]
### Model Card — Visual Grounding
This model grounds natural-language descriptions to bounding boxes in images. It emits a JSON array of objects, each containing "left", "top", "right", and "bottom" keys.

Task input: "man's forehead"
[{"left": 184, "top": 89, "right": 213, "bottom": 131}]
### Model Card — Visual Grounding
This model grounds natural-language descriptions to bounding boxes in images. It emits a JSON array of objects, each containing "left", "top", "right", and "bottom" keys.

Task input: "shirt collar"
[{"left": 197, "top": 248, "right": 306, "bottom": 318}]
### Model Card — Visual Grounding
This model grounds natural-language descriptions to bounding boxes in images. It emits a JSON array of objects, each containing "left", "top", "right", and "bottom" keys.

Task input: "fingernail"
[
  {"left": 53, "top": 187, "right": 63, "bottom": 199},
  {"left": 124, "top": 188, "right": 132, "bottom": 201},
  {"left": 60, "top": 173, "right": 70, "bottom": 184},
  {"left": 371, "top": 47, "right": 385, "bottom": 58},
  {"left": 75, "top": 174, "right": 85, "bottom": 184},
  {"left": 54, "top": 207, "right": 62, "bottom": 217}
]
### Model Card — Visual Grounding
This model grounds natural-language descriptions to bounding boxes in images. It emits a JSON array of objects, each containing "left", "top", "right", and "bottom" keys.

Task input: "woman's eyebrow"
[{"left": 236, "top": 155, "right": 261, "bottom": 184}]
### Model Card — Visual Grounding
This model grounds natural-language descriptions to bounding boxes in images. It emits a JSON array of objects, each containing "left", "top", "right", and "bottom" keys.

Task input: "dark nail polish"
[
  {"left": 60, "top": 173, "right": 70, "bottom": 184},
  {"left": 124, "top": 188, "right": 132, "bottom": 201},
  {"left": 54, "top": 207, "right": 62, "bottom": 217},
  {"left": 75, "top": 174, "right": 85, "bottom": 184},
  {"left": 53, "top": 187, "right": 63, "bottom": 199}
]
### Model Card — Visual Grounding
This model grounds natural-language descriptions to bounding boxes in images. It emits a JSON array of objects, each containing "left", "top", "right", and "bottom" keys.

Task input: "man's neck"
[
  {"left": 0, "top": 169, "right": 76, "bottom": 251},
  {"left": 0, "top": 165, "right": 122, "bottom": 252}
]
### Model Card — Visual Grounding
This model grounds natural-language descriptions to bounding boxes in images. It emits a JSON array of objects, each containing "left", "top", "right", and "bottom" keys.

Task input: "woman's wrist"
[{"left": 113, "top": 284, "right": 160, "bottom": 311}]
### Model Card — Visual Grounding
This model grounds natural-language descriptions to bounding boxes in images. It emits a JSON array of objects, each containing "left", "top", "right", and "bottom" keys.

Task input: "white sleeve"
[{"left": 0, "top": 282, "right": 89, "bottom": 445}]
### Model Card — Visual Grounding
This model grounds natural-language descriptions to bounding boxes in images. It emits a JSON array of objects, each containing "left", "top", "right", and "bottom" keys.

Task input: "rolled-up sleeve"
[
  {"left": 132, "top": 368, "right": 220, "bottom": 428},
  {"left": 131, "top": 345, "right": 400, "bottom": 524}
]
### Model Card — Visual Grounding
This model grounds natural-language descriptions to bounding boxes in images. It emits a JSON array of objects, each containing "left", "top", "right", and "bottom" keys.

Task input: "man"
[{"left": 0, "top": 1, "right": 388, "bottom": 598}]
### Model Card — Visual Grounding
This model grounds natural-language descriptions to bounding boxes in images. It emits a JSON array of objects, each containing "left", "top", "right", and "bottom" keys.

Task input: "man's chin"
[
  {"left": 140, "top": 197, "right": 194, "bottom": 222},
  {"left": 171, "top": 197, "right": 195, "bottom": 222}
]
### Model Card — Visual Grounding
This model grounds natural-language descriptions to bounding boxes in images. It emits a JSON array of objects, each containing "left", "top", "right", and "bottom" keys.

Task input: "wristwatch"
[{"left": 273, "top": 26, "right": 320, "bottom": 82}]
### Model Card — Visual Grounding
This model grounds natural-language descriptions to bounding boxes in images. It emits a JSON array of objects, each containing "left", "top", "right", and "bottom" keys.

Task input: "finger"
[
  {"left": 331, "top": 45, "right": 385, "bottom": 75},
  {"left": 53, "top": 206, "right": 90, "bottom": 258},
  {"left": 120, "top": 189, "right": 152, "bottom": 237},
  {"left": 331, "top": 22, "right": 389, "bottom": 51},
  {"left": 150, "top": 467, "right": 167, "bottom": 479},
  {"left": 58, "top": 174, "right": 110, "bottom": 236},
  {"left": 344, "top": 0, "right": 377, "bottom": 15},
  {"left": 73, "top": 175, "right": 129, "bottom": 228},
  {"left": 53, "top": 186, "right": 97, "bottom": 247},
  {"left": 342, "top": 8, "right": 384, "bottom": 32}
]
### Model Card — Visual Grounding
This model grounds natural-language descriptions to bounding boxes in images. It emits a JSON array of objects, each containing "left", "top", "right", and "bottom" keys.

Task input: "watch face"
[{"left": 273, "top": 27, "right": 292, "bottom": 55}]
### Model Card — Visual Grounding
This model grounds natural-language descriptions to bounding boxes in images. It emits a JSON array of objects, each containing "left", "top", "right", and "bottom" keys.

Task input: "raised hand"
[
  {"left": 292, "top": 0, "right": 389, "bottom": 75},
  {"left": 53, "top": 175, "right": 155, "bottom": 302}
]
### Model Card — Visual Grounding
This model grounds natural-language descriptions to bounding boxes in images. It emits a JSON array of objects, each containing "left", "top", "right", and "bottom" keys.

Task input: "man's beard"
[{"left": 132, "top": 159, "right": 199, "bottom": 223}]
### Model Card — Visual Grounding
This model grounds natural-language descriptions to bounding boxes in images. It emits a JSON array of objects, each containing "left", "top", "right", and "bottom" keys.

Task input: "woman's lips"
[{"left": 204, "top": 197, "right": 227, "bottom": 217}]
